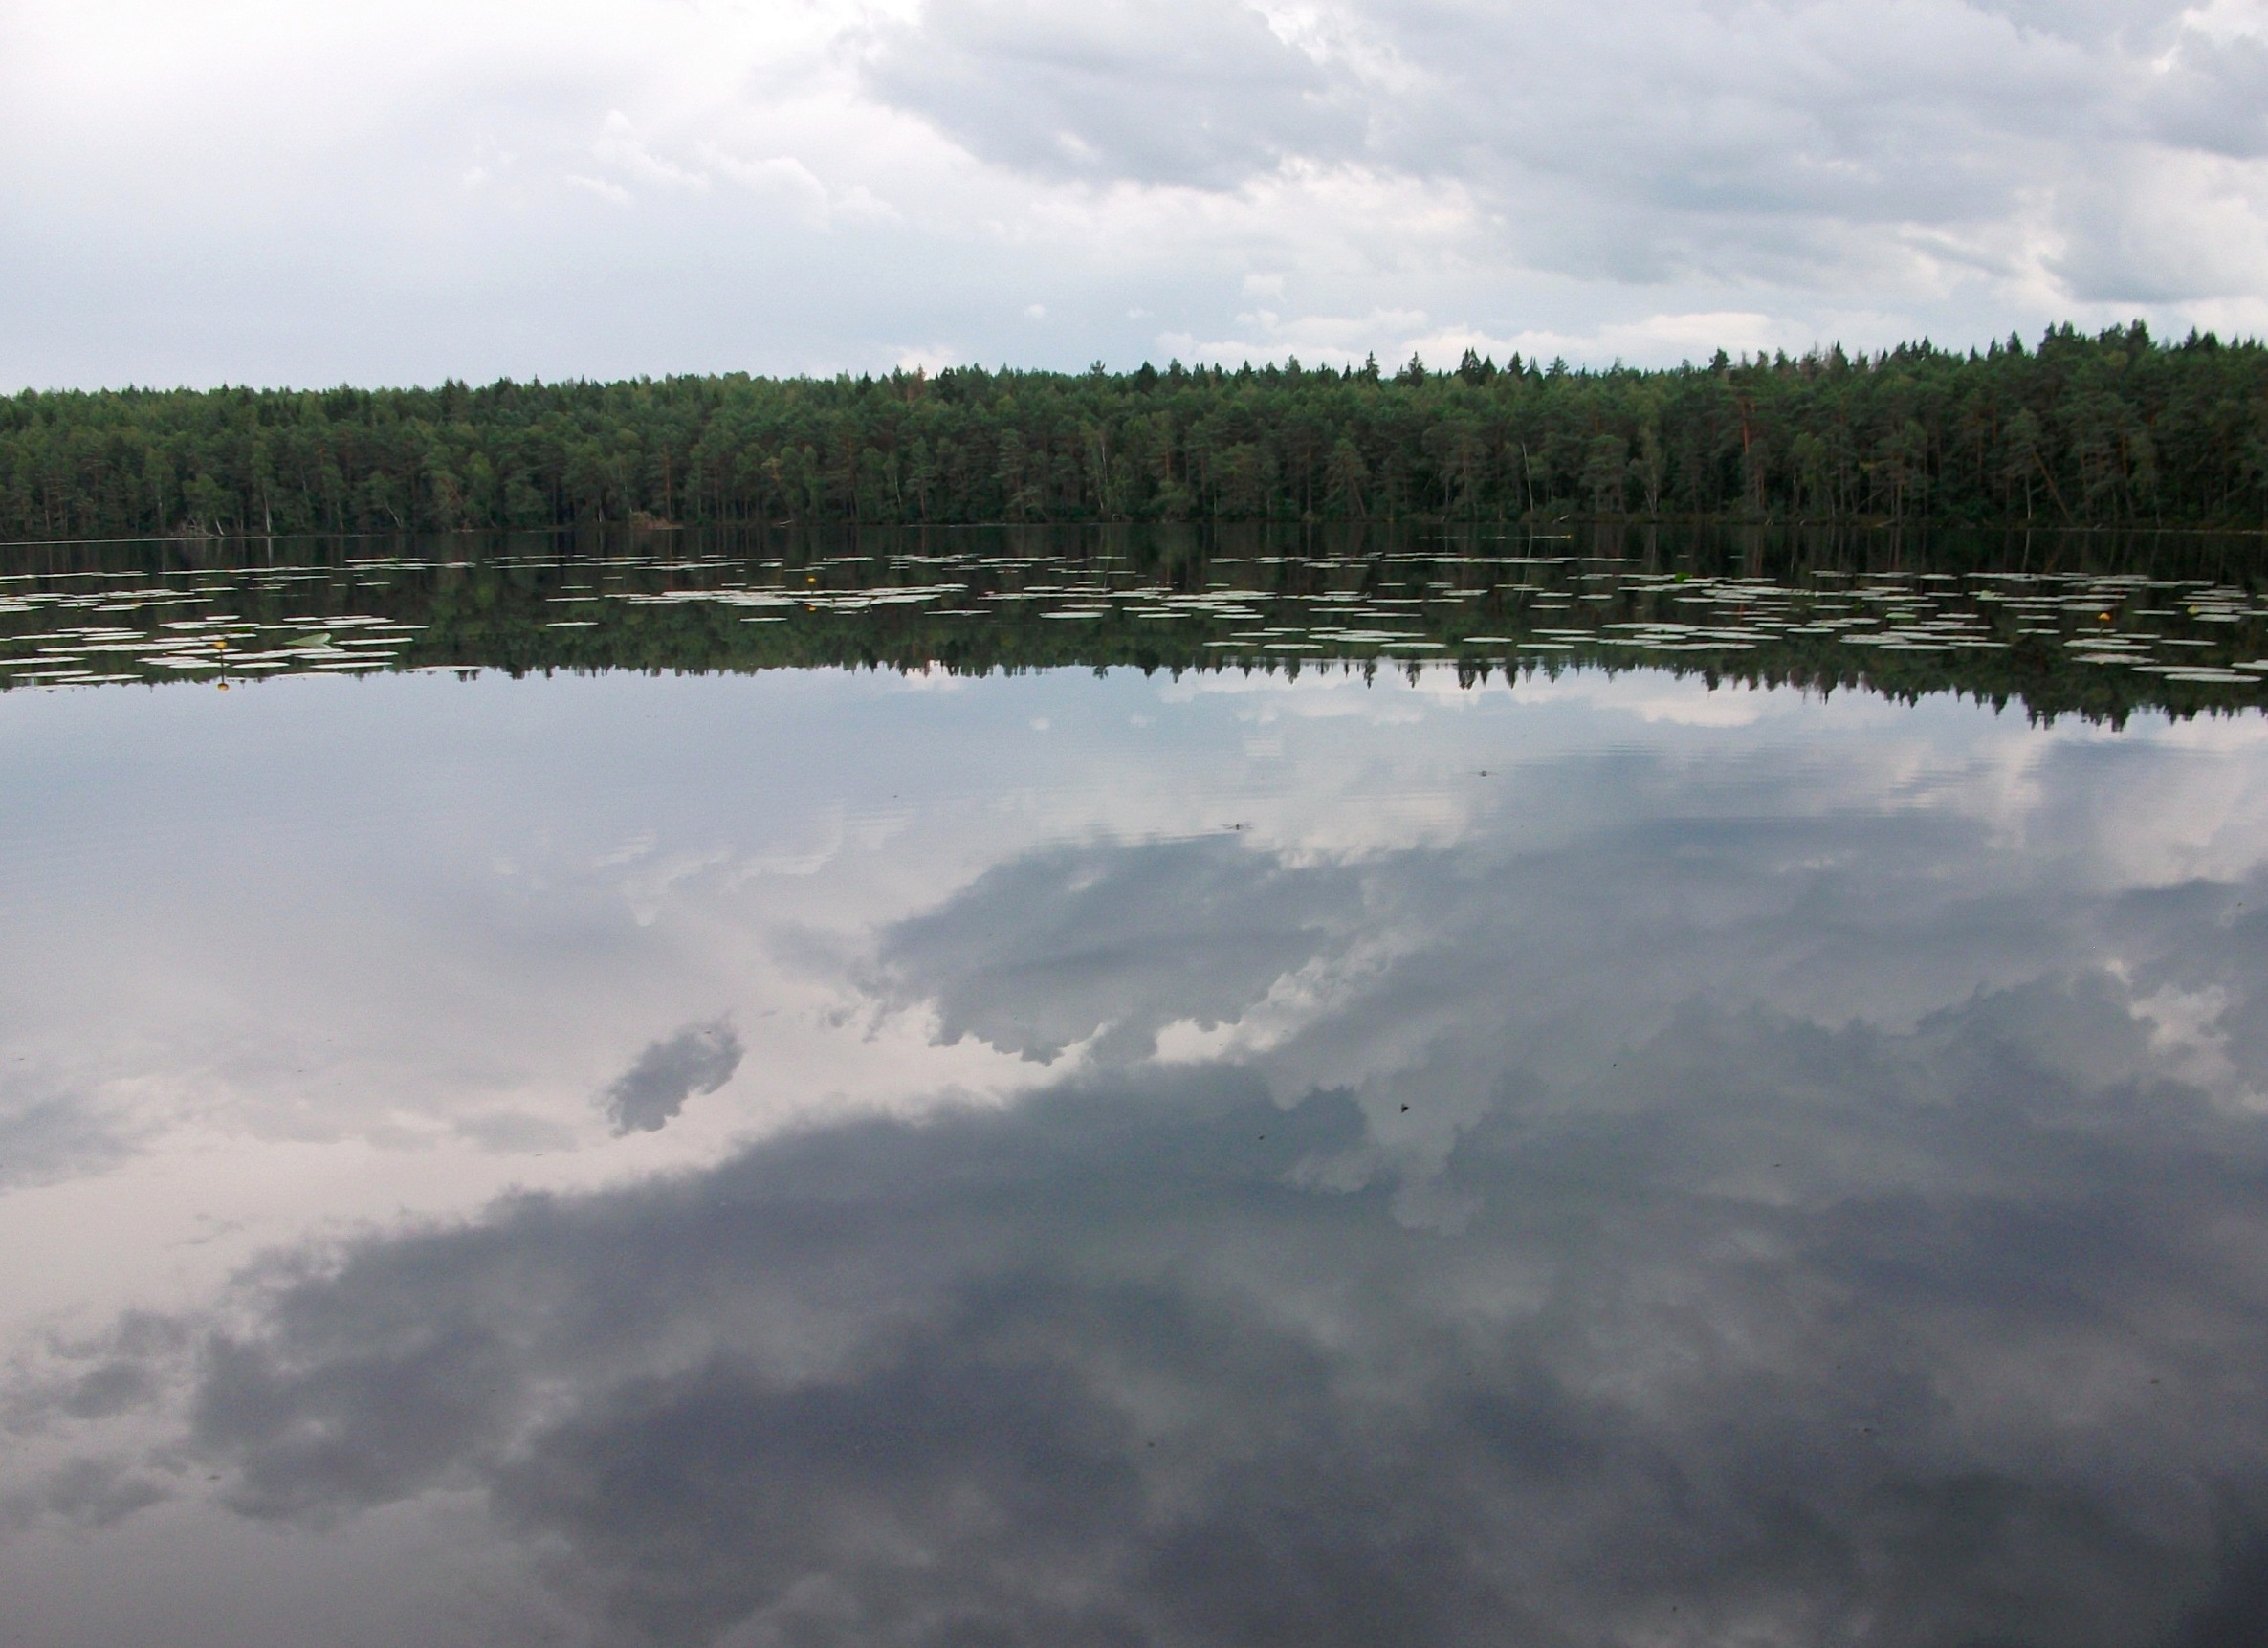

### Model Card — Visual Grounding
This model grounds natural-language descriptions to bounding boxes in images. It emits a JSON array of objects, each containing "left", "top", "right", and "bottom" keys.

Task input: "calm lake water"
[{"left": 7, "top": 527, "right": 2268, "bottom": 1646}]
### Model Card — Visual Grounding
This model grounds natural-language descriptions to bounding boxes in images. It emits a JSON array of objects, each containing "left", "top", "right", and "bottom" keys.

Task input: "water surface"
[{"left": 5, "top": 529, "right": 2268, "bottom": 1646}]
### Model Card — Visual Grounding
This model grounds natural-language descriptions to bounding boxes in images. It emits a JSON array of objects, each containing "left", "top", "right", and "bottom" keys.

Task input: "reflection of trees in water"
[{"left": 2, "top": 524, "right": 2265, "bottom": 726}]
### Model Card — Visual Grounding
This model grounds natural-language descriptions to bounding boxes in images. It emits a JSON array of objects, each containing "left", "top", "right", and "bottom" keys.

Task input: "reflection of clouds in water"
[
  {"left": 872, "top": 770, "right": 2268, "bottom": 1205},
  {"left": 0, "top": 1088, "right": 127, "bottom": 1190},
  {"left": 874, "top": 839, "right": 1370, "bottom": 1064},
  {"left": 28, "top": 821, "right": 2268, "bottom": 1645},
  {"left": 2044, "top": 724, "right": 2268, "bottom": 890},
  {"left": 1506, "top": 670, "right": 1788, "bottom": 727},
  {"left": 98, "top": 985, "right": 2268, "bottom": 1645},
  {"left": 14, "top": 677, "right": 2268, "bottom": 1641},
  {"left": 601, "top": 1020, "right": 743, "bottom": 1135}
]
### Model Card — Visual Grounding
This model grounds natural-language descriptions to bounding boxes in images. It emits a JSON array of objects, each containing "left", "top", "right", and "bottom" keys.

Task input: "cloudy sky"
[{"left": 3, "top": 3, "right": 2268, "bottom": 397}]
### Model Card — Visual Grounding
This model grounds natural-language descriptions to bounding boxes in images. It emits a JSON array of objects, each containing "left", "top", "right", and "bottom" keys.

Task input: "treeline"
[{"left": 5, "top": 322, "right": 2266, "bottom": 539}]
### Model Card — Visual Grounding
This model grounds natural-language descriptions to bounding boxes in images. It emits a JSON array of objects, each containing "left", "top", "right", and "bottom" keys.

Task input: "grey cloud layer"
[
  {"left": 866, "top": 0, "right": 1365, "bottom": 188},
  {"left": 6, "top": 0, "right": 2265, "bottom": 387},
  {"left": 868, "top": 0, "right": 2268, "bottom": 300}
]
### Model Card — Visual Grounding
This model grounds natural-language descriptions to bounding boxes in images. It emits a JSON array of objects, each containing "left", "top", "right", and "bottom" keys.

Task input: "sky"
[{"left": 2, "top": 0, "right": 2266, "bottom": 387}]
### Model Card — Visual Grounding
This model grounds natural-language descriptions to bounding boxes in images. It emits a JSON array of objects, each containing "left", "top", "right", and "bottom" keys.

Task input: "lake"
[{"left": 5, "top": 524, "right": 2268, "bottom": 1646}]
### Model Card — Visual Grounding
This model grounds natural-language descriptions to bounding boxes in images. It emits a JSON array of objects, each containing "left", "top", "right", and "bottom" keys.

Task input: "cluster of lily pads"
[
  {"left": 3, "top": 544, "right": 2263, "bottom": 696},
  {"left": 0, "top": 567, "right": 423, "bottom": 686},
  {"left": 535, "top": 548, "right": 2268, "bottom": 684}
]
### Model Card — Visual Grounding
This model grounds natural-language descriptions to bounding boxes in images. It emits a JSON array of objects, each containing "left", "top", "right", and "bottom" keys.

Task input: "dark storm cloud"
[{"left": 600, "top": 1018, "right": 742, "bottom": 1134}]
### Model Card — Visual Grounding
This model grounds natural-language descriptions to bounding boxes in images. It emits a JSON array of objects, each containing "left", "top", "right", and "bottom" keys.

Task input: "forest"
[{"left": 4, "top": 321, "right": 2265, "bottom": 539}]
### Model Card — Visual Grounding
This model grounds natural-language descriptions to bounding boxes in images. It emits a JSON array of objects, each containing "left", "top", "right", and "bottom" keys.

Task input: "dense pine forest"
[{"left": 5, "top": 322, "right": 2265, "bottom": 540}]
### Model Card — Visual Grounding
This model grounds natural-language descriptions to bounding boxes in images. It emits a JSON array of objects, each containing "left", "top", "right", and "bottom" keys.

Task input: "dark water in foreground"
[{"left": 6, "top": 528, "right": 2268, "bottom": 1645}]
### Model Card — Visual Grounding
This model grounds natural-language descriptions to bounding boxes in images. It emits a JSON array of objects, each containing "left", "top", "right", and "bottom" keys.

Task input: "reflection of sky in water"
[{"left": 5, "top": 666, "right": 2268, "bottom": 1644}]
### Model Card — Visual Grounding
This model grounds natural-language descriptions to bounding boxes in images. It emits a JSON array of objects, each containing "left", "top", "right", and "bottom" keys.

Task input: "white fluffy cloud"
[{"left": 0, "top": 0, "right": 2262, "bottom": 386}]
